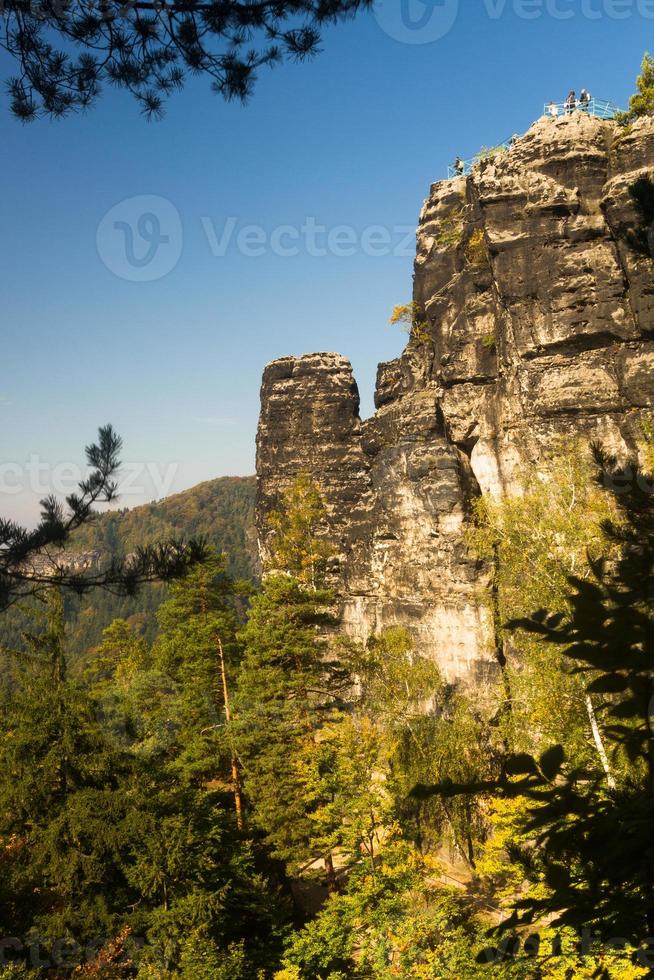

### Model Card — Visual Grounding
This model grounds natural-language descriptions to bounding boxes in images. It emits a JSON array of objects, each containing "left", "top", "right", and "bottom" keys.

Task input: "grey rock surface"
[{"left": 256, "top": 114, "right": 654, "bottom": 694}]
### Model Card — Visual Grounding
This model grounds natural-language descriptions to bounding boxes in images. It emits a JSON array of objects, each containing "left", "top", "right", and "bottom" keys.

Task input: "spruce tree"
[
  {"left": 0, "top": 566, "right": 289, "bottom": 975},
  {"left": 234, "top": 476, "right": 351, "bottom": 888},
  {"left": 0, "top": 591, "right": 138, "bottom": 952}
]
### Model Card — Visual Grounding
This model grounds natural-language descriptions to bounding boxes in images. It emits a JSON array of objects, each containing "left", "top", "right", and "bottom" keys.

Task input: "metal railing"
[
  {"left": 542, "top": 97, "right": 623, "bottom": 120},
  {"left": 446, "top": 98, "right": 624, "bottom": 179},
  {"left": 447, "top": 136, "right": 516, "bottom": 179}
]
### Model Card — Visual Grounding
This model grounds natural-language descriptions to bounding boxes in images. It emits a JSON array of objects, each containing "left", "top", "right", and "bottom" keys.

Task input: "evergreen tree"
[
  {"left": 0, "top": 425, "right": 206, "bottom": 614},
  {"left": 0, "top": 566, "right": 289, "bottom": 975},
  {"left": 0, "top": 591, "right": 138, "bottom": 952},
  {"left": 234, "top": 476, "right": 351, "bottom": 888},
  {"left": 149, "top": 552, "right": 246, "bottom": 820},
  {"left": 2, "top": 0, "right": 373, "bottom": 120},
  {"left": 625, "top": 53, "right": 654, "bottom": 120},
  {"left": 234, "top": 572, "right": 349, "bottom": 882}
]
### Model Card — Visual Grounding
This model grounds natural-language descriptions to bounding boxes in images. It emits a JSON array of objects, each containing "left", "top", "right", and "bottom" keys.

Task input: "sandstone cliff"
[{"left": 256, "top": 113, "right": 654, "bottom": 692}]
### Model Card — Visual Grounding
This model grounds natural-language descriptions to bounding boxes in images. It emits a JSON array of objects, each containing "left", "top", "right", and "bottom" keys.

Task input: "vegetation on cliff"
[
  {"left": 623, "top": 52, "right": 654, "bottom": 121},
  {"left": 2, "top": 61, "right": 654, "bottom": 974}
]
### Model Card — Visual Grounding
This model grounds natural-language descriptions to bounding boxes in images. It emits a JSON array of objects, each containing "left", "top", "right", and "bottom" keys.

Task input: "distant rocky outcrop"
[
  {"left": 255, "top": 113, "right": 654, "bottom": 694},
  {"left": 21, "top": 550, "right": 102, "bottom": 578}
]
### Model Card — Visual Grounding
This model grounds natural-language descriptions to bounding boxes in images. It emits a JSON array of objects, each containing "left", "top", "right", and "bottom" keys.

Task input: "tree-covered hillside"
[
  {"left": 72, "top": 475, "right": 257, "bottom": 580},
  {"left": 0, "top": 476, "right": 257, "bottom": 662}
]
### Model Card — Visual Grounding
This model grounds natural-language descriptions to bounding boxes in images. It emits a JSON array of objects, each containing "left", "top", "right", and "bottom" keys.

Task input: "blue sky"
[{"left": 1, "top": 0, "right": 650, "bottom": 522}]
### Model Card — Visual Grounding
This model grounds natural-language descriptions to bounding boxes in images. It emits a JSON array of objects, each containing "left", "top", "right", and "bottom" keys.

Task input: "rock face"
[{"left": 256, "top": 113, "right": 654, "bottom": 693}]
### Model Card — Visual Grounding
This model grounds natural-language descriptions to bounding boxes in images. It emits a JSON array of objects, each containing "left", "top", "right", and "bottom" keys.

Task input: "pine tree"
[
  {"left": 234, "top": 574, "right": 349, "bottom": 875},
  {"left": 234, "top": 477, "right": 351, "bottom": 888},
  {"left": 2, "top": 0, "right": 374, "bottom": 120},
  {"left": 625, "top": 53, "right": 654, "bottom": 120},
  {"left": 0, "top": 425, "right": 206, "bottom": 614},
  {"left": 147, "top": 552, "right": 246, "bottom": 823},
  {"left": 0, "top": 568, "right": 290, "bottom": 975},
  {"left": 0, "top": 591, "right": 138, "bottom": 950}
]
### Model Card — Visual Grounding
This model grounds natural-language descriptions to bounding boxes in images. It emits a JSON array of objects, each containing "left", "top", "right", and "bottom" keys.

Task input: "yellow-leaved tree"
[{"left": 267, "top": 473, "right": 335, "bottom": 591}]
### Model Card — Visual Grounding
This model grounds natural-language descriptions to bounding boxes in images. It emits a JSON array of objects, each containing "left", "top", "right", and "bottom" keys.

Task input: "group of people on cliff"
[
  {"left": 451, "top": 88, "right": 592, "bottom": 177},
  {"left": 547, "top": 88, "right": 592, "bottom": 117}
]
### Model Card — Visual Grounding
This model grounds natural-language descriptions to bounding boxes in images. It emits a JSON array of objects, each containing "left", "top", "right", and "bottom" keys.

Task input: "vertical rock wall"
[{"left": 256, "top": 113, "right": 654, "bottom": 693}]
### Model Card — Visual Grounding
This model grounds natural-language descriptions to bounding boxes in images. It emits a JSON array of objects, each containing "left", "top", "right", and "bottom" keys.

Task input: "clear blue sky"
[{"left": 1, "top": 1, "right": 649, "bottom": 522}]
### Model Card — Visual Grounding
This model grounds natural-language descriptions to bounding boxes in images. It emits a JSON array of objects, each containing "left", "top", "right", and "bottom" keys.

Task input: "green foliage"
[
  {"left": 276, "top": 838, "right": 533, "bottom": 979},
  {"left": 353, "top": 627, "right": 492, "bottom": 867},
  {"left": 74, "top": 476, "right": 257, "bottom": 580},
  {"left": 492, "top": 445, "right": 654, "bottom": 940},
  {"left": 469, "top": 443, "right": 614, "bottom": 618},
  {"left": 0, "top": 476, "right": 257, "bottom": 665},
  {"left": 7, "top": 427, "right": 654, "bottom": 975},
  {"left": 433, "top": 207, "right": 464, "bottom": 250},
  {"left": 419, "top": 443, "right": 654, "bottom": 953},
  {"left": 465, "top": 227, "right": 488, "bottom": 267},
  {"left": 354, "top": 627, "right": 440, "bottom": 730},
  {"left": 624, "top": 52, "right": 654, "bottom": 121},
  {"left": 233, "top": 572, "right": 348, "bottom": 871},
  {"left": 468, "top": 442, "right": 617, "bottom": 764},
  {"left": 389, "top": 301, "right": 431, "bottom": 345},
  {"left": 640, "top": 412, "right": 654, "bottom": 471},
  {"left": 235, "top": 475, "right": 354, "bottom": 876},
  {"left": 401, "top": 697, "right": 498, "bottom": 865},
  {"left": 267, "top": 474, "right": 335, "bottom": 588},
  {"left": 0, "top": 557, "right": 287, "bottom": 977}
]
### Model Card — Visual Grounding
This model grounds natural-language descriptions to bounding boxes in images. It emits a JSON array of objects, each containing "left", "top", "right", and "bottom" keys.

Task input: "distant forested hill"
[
  {"left": 73, "top": 475, "right": 257, "bottom": 579},
  {"left": 0, "top": 476, "right": 257, "bottom": 663}
]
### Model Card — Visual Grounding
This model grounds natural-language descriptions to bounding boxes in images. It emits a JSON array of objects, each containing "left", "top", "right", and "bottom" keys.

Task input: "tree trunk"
[
  {"left": 491, "top": 541, "right": 514, "bottom": 751},
  {"left": 217, "top": 636, "right": 244, "bottom": 831},
  {"left": 584, "top": 694, "right": 615, "bottom": 790},
  {"left": 324, "top": 852, "right": 339, "bottom": 894}
]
